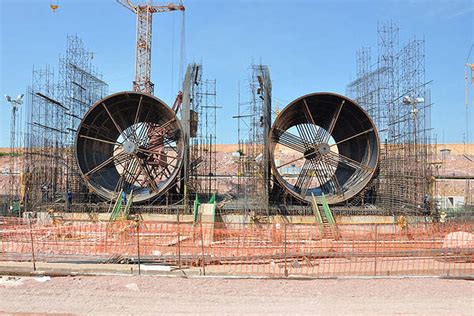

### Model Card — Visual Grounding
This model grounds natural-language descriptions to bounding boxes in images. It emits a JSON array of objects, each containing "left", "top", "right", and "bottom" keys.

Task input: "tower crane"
[{"left": 117, "top": 0, "right": 185, "bottom": 94}]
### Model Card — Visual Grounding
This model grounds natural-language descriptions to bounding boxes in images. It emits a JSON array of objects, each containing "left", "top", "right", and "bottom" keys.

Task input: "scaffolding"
[
  {"left": 197, "top": 78, "right": 218, "bottom": 197},
  {"left": 23, "top": 35, "right": 108, "bottom": 211},
  {"left": 236, "top": 64, "right": 272, "bottom": 212},
  {"left": 185, "top": 64, "right": 218, "bottom": 200},
  {"left": 347, "top": 22, "right": 433, "bottom": 215}
]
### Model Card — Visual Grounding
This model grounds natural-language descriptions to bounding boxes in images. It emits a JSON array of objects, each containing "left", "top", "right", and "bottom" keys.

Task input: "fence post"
[
  {"left": 284, "top": 222, "right": 288, "bottom": 277},
  {"left": 28, "top": 217, "right": 36, "bottom": 272},
  {"left": 374, "top": 224, "right": 378, "bottom": 276},
  {"left": 136, "top": 219, "right": 141, "bottom": 275},
  {"left": 200, "top": 220, "right": 206, "bottom": 275},
  {"left": 177, "top": 222, "right": 182, "bottom": 270}
]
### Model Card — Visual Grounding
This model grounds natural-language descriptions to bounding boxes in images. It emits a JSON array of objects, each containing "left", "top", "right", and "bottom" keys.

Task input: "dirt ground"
[{"left": 0, "top": 275, "right": 472, "bottom": 315}]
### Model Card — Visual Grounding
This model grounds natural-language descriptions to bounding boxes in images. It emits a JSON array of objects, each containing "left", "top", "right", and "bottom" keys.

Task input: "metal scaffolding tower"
[
  {"left": 236, "top": 64, "right": 272, "bottom": 212},
  {"left": 23, "top": 35, "right": 108, "bottom": 212},
  {"left": 182, "top": 63, "right": 218, "bottom": 201},
  {"left": 347, "top": 22, "right": 433, "bottom": 215}
]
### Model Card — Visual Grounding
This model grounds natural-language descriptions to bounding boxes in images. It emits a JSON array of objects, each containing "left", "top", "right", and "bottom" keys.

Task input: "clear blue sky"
[{"left": 1, "top": 0, "right": 473, "bottom": 146}]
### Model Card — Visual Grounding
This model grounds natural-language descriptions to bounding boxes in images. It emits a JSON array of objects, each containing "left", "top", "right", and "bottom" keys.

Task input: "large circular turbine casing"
[
  {"left": 270, "top": 92, "right": 379, "bottom": 204},
  {"left": 75, "top": 91, "right": 184, "bottom": 203}
]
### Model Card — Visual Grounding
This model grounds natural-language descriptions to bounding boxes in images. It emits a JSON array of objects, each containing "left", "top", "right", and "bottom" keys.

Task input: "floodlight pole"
[
  {"left": 403, "top": 96, "right": 423, "bottom": 164},
  {"left": 465, "top": 64, "right": 473, "bottom": 155},
  {"left": 5, "top": 94, "right": 23, "bottom": 209}
]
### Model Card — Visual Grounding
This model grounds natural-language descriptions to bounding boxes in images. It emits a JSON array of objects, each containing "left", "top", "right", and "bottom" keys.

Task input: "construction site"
[{"left": 0, "top": 1, "right": 473, "bottom": 314}]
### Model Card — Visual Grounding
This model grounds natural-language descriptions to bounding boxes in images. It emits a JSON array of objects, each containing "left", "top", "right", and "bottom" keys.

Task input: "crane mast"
[{"left": 118, "top": 0, "right": 185, "bottom": 94}]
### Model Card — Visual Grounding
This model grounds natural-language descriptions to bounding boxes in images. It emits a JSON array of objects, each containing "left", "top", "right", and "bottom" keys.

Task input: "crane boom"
[{"left": 117, "top": 0, "right": 185, "bottom": 94}]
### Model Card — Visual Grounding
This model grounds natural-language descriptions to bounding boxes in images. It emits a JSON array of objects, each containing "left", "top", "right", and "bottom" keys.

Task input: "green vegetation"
[{"left": 0, "top": 152, "right": 23, "bottom": 157}]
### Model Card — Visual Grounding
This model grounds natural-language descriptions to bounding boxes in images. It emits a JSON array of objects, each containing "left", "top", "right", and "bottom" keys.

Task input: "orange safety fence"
[{"left": 0, "top": 217, "right": 473, "bottom": 277}]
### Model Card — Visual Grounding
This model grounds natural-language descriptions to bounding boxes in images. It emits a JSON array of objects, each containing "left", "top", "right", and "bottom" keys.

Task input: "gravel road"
[{"left": 0, "top": 275, "right": 472, "bottom": 315}]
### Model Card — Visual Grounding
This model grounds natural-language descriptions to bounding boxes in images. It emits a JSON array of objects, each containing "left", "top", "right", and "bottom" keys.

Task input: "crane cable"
[
  {"left": 170, "top": 6, "right": 186, "bottom": 99},
  {"left": 171, "top": 13, "right": 175, "bottom": 97},
  {"left": 178, "top": 8, "right": 186, "bottom": 86}
]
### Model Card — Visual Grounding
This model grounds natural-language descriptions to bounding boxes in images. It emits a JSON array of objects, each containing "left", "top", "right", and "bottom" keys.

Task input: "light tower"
[
  {"left": 403, "top": 95, "right": 425, "bottom": 163},
  {"left": 465, "top": 63, "right": 473, "bottom": 154},
  {"left": 464, "top": 63, "right": 473, "bottom": 206},
  {"left": 117, "top": 0, "right": 185, "bottom": 94},
  {"left": 5, "top": 93, "right": 24, "bottom": 205}
]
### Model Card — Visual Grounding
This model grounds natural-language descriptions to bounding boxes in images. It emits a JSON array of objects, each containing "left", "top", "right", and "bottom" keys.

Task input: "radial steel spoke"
[
  {"left": 294, "top": 160, "right": 309, "bottom": 190},
  {"left": 295, "top": 124, "right": 314, "bottom": 149},
  {"left": 114, "top": 153, "right": 137, "bottom": 172},
  {"left": 133, "top": 95, "right": 144, "bottom": 125},
  {"left": 306, "top": 159, "right": 327, "bottom": 193},
  {"left": 137, "top": 123, "right": 150, "bottom": 146},
  {"left": 325, "top": 100, "right": 345, "bottom": 143},
  {"left": 79, "top": 135, "right": 123, "bottom": 147},
  {"left": 117, "top": 158, "right": 136, "bottom": 186},
  {"left": 301, "top": 99, "right": 327, "bottom": 144},
  {"left": 114, "top": 153, "right": 136, "bottom": 169},
  {"left": 85, "top": 154, "right": 121, "bottom": 177},
  {"left": 115, "top": 157, "right": 137, "bottom": 187},
  {"left": 113, "top": 169, "right": 127, "bottom": 196},
  {"left": 135, "top": 146, "right": 178, "bottom": 160},
  {"left": 102, "top": 102, "right": 125, "bottom": 137},
  {"left": 146, "top": 154, "right": 180, "bottom": 172},
  {"left": 160, "top": 136, "right": 180, "bottom": 154},
  {"left": 147, "top": 135, "right": 177, "bottom": 154},
  {"left": 307, "top": 159, "right": 322, "bottom": 190},
  {"left": 329, "top": 168, "right": 343, "bottom": 195},
  {"left": 302, "top": 99, "right": 320, "bottom": 138},
  {"left": 116, "top": 110, "right": 134, "bottom": 142},
  {"left": 276, "top": 155, "right": 305, "bottom": 169},
  {"left": 314, "top": 161, "right": 330, "bottom": 193},
  {"left": 133, "top": 162, "right": 152, "bottom": 191},
  {"left": 321, "top": 156, "right": 343, "bottom": 195},
  {"left": 163, "top": 165, "right": 172, "bottom": 177},
  {"left": 294, "top": 160, "right": 314, "bottom": 196},
  {"left": 125, "top": 158, "right": 143, "bottom": 187},
  {"left": 135, "top": 109, "right": 153, "bottom": 146},
  {"left": 128, "top": 96, "right": 144, "bottom": 143},
  {"left": 327, "top": 151, "right": 373, "bottom": 172},
  {"left": 316, "top": 123, "right": 331, "bottom": 145},
  {"left": 301, "top": 122, "right": 320, "bottom": 146},
  {"left": 113, "top": 150, "right": 141, "bottom": 194},
  {"left": 274, "top": 129, "right": 306, "bottom": 153},
  {"left": 302, "top": 99, "right": 316, "bottom": 125},
  {"left": 128, "top": 168, "right": 143, "bottom": 188},
  {"left": 309, "top": 158, "right": 330, "bottom": 191},
  {"left": 319, "top": 155, "right": 338, "bottom": 189},
  {"left": 137, "top": 162, "right": 159, "bottom": 192},
  {"left": 126, "top": 156, "right": 146, "bottom": 188},
  {"left": 154, "top": 118, "right": 177, "bottom": 134},
  {"left": 153, "top": 161, "right": 178, "bottom": 181},
  {"left": 324, "top": 154, "right": 343, "bottom": 170},
  {"left": 143, "top": 118, "right": 178, "bottom": 148},
  {"left": 142, "top": 121, "right": 156, "bottom": 143},
  {"left": 330, "top": 128, "right": 374, "bottom": 147}
]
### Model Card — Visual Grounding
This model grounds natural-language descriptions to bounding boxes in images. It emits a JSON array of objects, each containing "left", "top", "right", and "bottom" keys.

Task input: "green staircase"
[
  {"left": 110, "top": 190, "right": 134, "bottom": 221},
  {"left": 311, "top": 192, "right": 338, "bottom": 240}
]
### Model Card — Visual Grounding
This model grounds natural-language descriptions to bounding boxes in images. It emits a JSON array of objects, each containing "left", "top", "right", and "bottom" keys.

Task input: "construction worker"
[
  {"left": 67, "top": 190, "right": 73, "bottom": 209},
  {"left": 121, "top": 190, "right": 127, "bottom": 206},
  {"left": 439, "top": 210, "right": 447, "bottom": 224}
]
